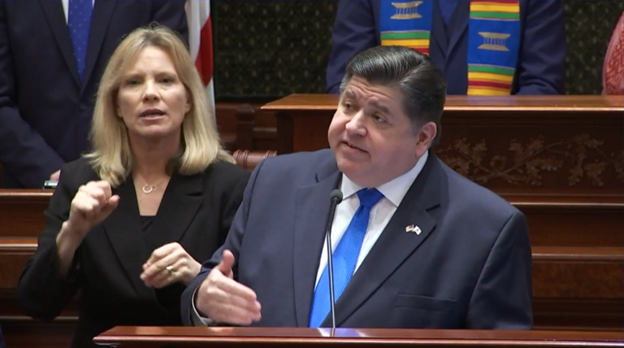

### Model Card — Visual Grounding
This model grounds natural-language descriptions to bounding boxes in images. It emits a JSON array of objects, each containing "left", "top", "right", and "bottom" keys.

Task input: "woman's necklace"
[{"left": 141, "top": 179, "right": 167, "bottom": 194}]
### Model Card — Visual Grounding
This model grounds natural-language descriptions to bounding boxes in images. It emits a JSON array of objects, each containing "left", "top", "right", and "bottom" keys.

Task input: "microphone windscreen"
[{"left": 330, "top": 189, "right": 343, "bottom": 203}]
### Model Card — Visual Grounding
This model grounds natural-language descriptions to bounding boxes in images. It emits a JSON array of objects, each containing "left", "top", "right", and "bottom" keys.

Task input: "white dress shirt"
[
  {"left": 314, "top": 150, "right": 429, "bottom": 288},
  {"left": 61, "top": 0, "right": 95, "bottom": 23}
]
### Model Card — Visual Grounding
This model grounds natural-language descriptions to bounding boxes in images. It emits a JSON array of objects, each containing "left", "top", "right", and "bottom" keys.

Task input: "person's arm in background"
[
  {"left": 514, "top": 0, "right": 566, "bottom": 95},
  {"left": 151, "top": 1, "right": 189, "bottom": 45},
  {"left": 326, "top": 0, "right": 378, "bottom": 94},
  {"left": 602, "top": 12, "right": 624, "bottom": 95},
  {"left": 0, "top": 2, "right": 65, "bottom": 187}
]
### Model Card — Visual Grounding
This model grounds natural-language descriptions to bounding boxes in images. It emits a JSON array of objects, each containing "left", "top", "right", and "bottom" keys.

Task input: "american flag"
[{"left": 186, "top": 0, "right": 215, "bottom": 112}]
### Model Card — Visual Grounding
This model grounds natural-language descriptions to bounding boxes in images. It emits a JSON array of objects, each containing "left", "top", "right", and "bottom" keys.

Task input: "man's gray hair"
[{"left": 339, "top": 46, "right": 446, "bottom": 146}]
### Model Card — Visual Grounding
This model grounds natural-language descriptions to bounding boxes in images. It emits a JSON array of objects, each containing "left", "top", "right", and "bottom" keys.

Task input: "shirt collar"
[{"left": 340, "top": 151, "right": 429, "bottom": 207}]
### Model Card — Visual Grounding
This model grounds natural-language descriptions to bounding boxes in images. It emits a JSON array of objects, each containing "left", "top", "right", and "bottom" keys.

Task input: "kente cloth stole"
[{"left": 379, "top": 0, "right": 521, "bottom": 95}]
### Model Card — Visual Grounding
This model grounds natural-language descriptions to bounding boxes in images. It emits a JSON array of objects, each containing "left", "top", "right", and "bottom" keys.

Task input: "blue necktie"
[
  {"left": 309, "top": 188, "right": 384, "bottom": 328},
  {"left": 68, "top": 0, "right": 93, "bottom": 81},
  {"left": 438, "top": 0, "right": 458, "bottom": 26}
]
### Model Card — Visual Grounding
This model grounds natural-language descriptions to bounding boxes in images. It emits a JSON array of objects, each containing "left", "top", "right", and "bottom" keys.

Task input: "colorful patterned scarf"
[{"left": 380, "top": 0, "right": 521, "bottom": 95}]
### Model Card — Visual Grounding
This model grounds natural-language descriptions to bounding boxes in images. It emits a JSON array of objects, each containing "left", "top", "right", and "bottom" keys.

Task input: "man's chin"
[{"left": 336, "top": 159, "right": 363, "bottom": 177}]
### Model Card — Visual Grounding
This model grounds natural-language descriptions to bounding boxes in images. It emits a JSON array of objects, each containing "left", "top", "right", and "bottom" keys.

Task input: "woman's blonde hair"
[{"left": 85, "top": 25, "right": 234, "bottom": 186}]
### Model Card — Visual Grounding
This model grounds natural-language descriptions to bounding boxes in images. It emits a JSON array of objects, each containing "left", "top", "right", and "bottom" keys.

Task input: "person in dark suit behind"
[
  {"left": 0, "top": 0, "right": 188, "bottom": 188},
  {"left": 326, "top": 0, "right": 566, "bottom": 96},
  {"left": 182, "top": 46, "right": 532, "bottom": 329},
  {"left": 17, "top": 26, "right": 250, "bottom": 348}
]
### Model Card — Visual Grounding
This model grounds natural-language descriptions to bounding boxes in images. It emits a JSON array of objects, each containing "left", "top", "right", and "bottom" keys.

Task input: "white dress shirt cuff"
[{"left": 191, "top": 287, "right": 216, "bottom": 326}]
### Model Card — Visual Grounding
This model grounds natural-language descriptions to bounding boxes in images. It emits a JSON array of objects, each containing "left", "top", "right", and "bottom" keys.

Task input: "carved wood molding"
[{"left": 437, "top": 134, "right": 624, "bottom": 188}]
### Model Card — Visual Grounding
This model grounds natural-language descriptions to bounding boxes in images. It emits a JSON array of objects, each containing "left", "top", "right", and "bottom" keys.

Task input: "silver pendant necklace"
[
  {"left": 142, "top": 184, "right": 158, "bottom": 194},
  {"left": 141, "top": 178, "right": 166, "bottom": 194}
]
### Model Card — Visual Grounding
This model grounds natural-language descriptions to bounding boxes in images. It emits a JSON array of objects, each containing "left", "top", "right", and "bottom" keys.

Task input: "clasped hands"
[
  {"left": 195, "top": 250, "right": 262, "bottom": 325},
  {"left": 140, "top": 242, "right": 201, "bottom": 288},
  {"left": 65, "top": 180, "right": 200, "bottom": 288}
]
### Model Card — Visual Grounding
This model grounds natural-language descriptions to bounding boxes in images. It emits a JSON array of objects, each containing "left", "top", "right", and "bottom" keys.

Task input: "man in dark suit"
[
  {"left": 0, "top": 0, "right": 188, "bottom": 188},
  {"left": 182, "top": 46, "right": 533, "bottom": 329},
  {"left": 326, "top": 0, "right": 566, "bottom": 95}
]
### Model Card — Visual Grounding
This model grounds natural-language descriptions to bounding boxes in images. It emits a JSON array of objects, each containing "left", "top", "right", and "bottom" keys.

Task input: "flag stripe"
[
  {"left": 196, "top": 15, "right": 213, "bottom": 85},
  {"left": 186, "top": 0, "right": 214, "bottom": 113}
]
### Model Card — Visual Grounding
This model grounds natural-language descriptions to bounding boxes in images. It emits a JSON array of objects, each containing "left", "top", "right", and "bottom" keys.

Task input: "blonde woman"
[{"left": 17, "top": 26, "right": 249, "bottom": 348}]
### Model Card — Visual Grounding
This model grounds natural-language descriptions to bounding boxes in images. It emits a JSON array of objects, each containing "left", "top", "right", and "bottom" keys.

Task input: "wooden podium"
[{"left": 94, "top": 327, "right": 624, "bottom": 348}]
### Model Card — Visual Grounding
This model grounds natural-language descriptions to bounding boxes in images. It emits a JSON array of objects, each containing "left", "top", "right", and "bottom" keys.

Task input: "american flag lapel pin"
[{"left": 405, "top": 224, "right": 421, "bottom": 235}]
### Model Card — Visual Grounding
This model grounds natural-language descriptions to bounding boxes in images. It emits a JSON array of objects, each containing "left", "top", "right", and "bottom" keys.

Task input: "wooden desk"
[{"left": 95, "top": 327, "right": 624, "bottom": 348}]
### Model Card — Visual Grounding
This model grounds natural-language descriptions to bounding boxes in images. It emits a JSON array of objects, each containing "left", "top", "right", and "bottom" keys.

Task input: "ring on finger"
[{"left": 165, "top": 265, "right": 176, "bottom": 275}]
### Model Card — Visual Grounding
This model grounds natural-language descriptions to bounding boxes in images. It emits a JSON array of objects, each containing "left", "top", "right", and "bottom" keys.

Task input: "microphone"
[{"left": 325, "top": 189, "right": 343, "bottom": 331}]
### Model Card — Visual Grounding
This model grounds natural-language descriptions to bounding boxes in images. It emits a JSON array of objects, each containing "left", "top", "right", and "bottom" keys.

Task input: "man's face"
[{"left": 327, "top": 77, "right": 434, "bottom": 188}]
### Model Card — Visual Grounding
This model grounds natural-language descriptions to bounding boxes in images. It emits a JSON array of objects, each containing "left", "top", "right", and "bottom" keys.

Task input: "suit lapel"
[
  {"left": 323, "top": 155, "right": 444, "bottom": 327},
  {"left": 293, "top": 157, "right": 342, "bottom": 327},
  {"left": 446, "top": 0, "right": 469, "bottom": 60},
  {"left": 81, "top": 0, "right": 117, "bottom": 95},
  {"left": 39, "top": 0, "right": 80, "bottom": 86},
  {"left": 102, "top": 179, "right": 154, "bottom": 300},
  {"left": 145, "top": 171, "right": 204, "bottom": 253}
]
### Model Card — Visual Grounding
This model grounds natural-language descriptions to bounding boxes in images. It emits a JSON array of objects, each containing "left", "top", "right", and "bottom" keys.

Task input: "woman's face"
[{"left": 116, "top": 46, "right": 191, "bottom": 142}]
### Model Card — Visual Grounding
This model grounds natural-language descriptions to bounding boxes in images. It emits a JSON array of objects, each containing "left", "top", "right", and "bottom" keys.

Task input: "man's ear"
[{"left": 415, "top": 121, "right": 437, "bottom": 155}]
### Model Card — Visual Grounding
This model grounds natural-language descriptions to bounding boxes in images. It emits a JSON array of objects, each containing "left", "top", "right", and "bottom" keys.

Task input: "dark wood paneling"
[
  {"left": 0, "top": 191, "right": 48, "bottom": 238},
  {"left": 1, "top": 319, "right": 76, "bottom": 348},
  {"left": 519, "top": 202, "right": 624, "bottom": 247},
  {"left": 261, "top": 95, "right": 624, "bottom": 199},
  {"left": 216, "top": 102, "right": 277, "bottom": 152}
]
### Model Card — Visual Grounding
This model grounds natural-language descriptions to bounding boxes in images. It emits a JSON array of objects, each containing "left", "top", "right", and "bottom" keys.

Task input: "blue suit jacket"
[
  {"left": 182, "top": 150, "right": 533, "bottom": 329},
  {"left": 326, "top": 0, "right": 566, "bottom": 95},
  {"left": 0, "top": 0, "right": 188, "bottom": 188}
]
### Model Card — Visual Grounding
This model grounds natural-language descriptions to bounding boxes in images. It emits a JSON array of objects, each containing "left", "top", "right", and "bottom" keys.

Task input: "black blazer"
[
  {"left": 17, "top": 157, "right": 250, "bottom": 347},
  {"left": 0, "top": 0, "right": 188, "bottom": 188}
]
